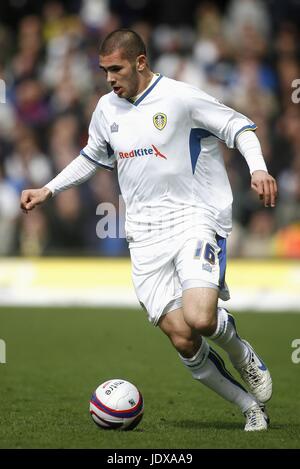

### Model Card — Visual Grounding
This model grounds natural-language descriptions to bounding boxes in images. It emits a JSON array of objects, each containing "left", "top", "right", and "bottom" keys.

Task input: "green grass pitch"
[{"left": 0, "top": 307, "right": 299, "bottom": 449}]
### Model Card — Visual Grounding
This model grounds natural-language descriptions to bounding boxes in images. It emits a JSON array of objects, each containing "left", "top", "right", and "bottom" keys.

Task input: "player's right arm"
[
  {"left": 20, "top": 186, "right": 53, "bottom": 213},
  {"left": 20, "top": 98, "right": 116, "bottom": 213},
  {"left": 20, "top": 154, "right": 98, "bottom": 213}
]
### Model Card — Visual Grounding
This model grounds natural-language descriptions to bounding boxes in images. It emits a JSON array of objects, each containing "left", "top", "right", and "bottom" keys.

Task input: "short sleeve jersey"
[{"left": 82, "top": 75, "right": 256, "bottom": 246}]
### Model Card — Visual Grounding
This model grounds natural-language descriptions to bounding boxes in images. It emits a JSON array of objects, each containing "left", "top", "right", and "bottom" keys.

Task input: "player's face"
[{"left": 99, "top": 49, "right": 144, "bottom": 99}]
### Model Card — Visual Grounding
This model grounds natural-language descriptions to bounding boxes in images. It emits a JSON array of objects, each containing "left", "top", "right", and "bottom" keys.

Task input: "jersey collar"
[{"left": 127, "top": 74, "right": 163, "bottom": 107}]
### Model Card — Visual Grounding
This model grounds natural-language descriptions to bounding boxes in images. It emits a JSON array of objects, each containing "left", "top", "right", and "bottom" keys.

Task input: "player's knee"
[
  {"left": 169, "top": 333, "right": 197, "bottom": 357},
  {"left": 184, "top": 312, "right": 217, "bottom": 336}
]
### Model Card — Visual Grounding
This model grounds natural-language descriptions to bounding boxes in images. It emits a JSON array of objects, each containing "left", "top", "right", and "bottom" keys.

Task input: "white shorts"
[{"left": 129, "top": 233, "right": 230, "bottom": 326}]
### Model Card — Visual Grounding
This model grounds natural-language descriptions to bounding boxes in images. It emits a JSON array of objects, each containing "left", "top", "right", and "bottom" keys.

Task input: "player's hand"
[
  {"left": 251, "top": 170, "right": 277, "bottom": 208},
  {"left": 20, "top": 187, "right": 52, "bottom": 213}
]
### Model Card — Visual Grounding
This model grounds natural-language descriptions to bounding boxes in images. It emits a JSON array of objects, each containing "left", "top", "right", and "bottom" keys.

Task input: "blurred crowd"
[{"left": 0, "top": 0, "right": 300, "bottom": 257}]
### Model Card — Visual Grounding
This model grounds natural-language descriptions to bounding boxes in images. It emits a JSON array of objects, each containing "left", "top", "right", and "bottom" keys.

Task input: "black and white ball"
[{"left": 90, "top": 379, "right": 144, "bottom": 430}]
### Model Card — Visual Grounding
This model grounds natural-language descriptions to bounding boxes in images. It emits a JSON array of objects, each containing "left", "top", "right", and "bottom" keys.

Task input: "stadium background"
[
  {"left": 0, "top": 0, "right": 299, "bottom": 309},
  {"left": 0, "top": 0, "right": 300, "bottom": 450},
  {"left": 0, "top": 0, "right": 300, "bottom": 259}
]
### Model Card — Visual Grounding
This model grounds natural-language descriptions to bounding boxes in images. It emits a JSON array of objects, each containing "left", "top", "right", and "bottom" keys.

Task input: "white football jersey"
[{"left": 81, "top": 74, "right": 256, "bottom": 246}]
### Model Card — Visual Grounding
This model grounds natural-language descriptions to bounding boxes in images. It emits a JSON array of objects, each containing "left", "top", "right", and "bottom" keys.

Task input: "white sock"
[
  {"left": 209, "top": 307, "right": 250, "bottom": 365},
  {"left": 179, "top": 338, "right": 256, "bottom": 413}
]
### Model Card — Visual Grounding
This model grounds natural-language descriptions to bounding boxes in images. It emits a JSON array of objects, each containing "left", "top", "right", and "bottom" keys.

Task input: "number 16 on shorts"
[{"left": 194, "top": 240, "right": 216, "bottom": 266}]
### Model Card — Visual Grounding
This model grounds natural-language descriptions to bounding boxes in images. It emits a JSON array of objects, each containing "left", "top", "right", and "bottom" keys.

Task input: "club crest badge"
[{"left": 153, "top": 112, "right": 167, "bottom": 130}]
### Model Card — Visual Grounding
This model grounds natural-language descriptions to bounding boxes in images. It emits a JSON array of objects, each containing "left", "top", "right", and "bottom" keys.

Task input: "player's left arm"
[
  {"left": 250, "top": 170, "right": 277, "bottom": 208},
  {"left": 184, "top": 85, "right": 278, "bottom": 207},
  {"left": 236, "top": 130, "right": 278, "bottom": 208}
]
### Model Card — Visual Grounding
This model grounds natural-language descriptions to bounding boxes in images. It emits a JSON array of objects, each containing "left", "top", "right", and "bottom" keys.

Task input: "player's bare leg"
[
  {"left": 158, "top": 307, "right": 268, "bottom": 431},
  {"left": 183, "top": 287, "right": 272, "bottom": 404}
]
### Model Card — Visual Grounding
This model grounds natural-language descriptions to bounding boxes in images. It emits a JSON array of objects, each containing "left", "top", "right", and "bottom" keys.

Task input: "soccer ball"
[{"left": 89, "top": 379, "right": 144, "bottom": 430}]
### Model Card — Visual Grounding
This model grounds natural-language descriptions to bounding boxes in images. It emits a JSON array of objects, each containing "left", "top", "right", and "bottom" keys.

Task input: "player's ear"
[{"left": 136, "top": 55, "right": 147, "bottom": 72}]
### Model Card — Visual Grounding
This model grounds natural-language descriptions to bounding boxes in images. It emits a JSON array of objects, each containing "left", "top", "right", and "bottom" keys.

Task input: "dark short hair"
[{"left": 99, "top": 29, "right": 147, "bottom": 61}]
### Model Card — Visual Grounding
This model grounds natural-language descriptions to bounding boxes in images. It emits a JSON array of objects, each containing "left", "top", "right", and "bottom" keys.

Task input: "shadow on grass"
[
  {"left": 167, "top": 419, "right": 300, "bottom": 435},
  {"left": 166, "top": 419, "right": 242, "bottom": 431}
]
